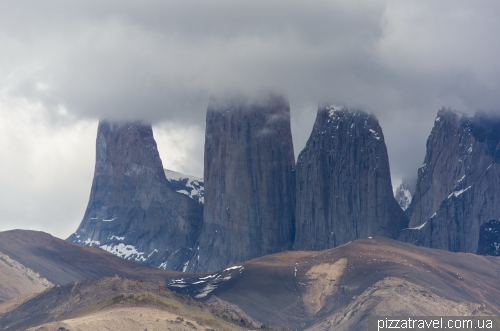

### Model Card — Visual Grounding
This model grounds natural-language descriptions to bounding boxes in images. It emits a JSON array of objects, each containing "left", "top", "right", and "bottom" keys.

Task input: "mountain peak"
[
  {"left": 401, "top": 108, "right": 500, "bottom": 255},
  {"left": 295, "top": 107, "right": 408, "bottom": 250},
  {"left": 189, "top": 93, "right": 296, "bottom": 272},
  {"left": 67, "top": 120, "right": 203, "bottom": 271}
]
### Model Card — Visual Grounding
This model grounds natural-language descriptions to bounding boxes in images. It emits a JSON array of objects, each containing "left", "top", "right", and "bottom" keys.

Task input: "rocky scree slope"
[
  {"left": 189, "top": 94, "right": 296, "bottom": 272},
  {"left": 67, "top": 121, "right": 203, "bottom": 271},
  {"left": 401, "top": 108, "right": 500, "bottom": 255},
  {"left": 294, "top": 106, "right": 409, "bottom": 250}
]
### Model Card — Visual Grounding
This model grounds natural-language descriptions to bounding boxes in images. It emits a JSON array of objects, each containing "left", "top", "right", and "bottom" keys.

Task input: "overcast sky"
[{"left": 1, "top": 0, "right": 500, "bottom": 239}]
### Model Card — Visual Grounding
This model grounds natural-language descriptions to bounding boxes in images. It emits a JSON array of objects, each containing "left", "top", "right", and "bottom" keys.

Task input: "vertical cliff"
[
  {"left": 477, "top": 220, "right": 500, "bottom": 256},
  {"left": 67, "top": 121, "right": 203, "bottom": 271},
  {"left": 188, "top": 94, "right": 296, "bottom": 272},
  {"left": 405, "top": 108, "right": 472, "bottom": 228},
  {"left": 400, "top": 109, "right": 500, "bottom": 254},
  {"left": 294, "top": 106, "right": 408, "bottom": 250}
]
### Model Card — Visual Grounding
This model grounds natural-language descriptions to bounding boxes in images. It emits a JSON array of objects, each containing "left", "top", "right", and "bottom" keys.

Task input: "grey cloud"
[
  {"left": 1, "top": 0, "right": 500, "bottom": 237},
  {"left": 1, "top": 1, "right": 388, "bottom": 123},
  {"left": 2, "top": 1, "right": 500, "bottom": 161}
]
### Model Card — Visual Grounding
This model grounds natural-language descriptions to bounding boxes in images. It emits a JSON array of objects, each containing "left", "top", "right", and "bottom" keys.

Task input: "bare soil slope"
[
  {"left": 0, "top": 251, "right": 53, "bottom": 302},
  {"left": 1, "top": 230, "right": 499, "bottom": 330},
  {"left": 0, "top": 230, "right": 188, "bottom": 301},
  {"left": 0, "top": 277, "right": 270, "bottom": 331},
  {"left": 28, "top": 307, "right": 240, "bottom": 331},
  {"left": 168, "top": 236, "right": 500, "bottom": 330}
]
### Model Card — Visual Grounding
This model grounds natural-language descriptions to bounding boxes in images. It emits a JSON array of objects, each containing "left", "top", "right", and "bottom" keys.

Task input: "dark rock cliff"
[
  {"left": 405, "top": 108, "right": 472, "bottom": 228},
  {"left": 400, "top": 108, "right": 500, "bottom": 254},
  {"left": 477, "top": 220, "right": 500, "bottom": 256},
  {"left": 188, "top": 94, "right": 296, "bottom": 272},
  {"left": 67, "top": 121, "right": 203, "bottom": 271},
  {"left": 294, "top": 106, "right": 409, "bottom": 250}
]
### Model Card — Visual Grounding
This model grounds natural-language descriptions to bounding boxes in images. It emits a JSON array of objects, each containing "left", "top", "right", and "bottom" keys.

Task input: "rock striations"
[
  {"left": 67, "top": 102, "right": 500, "bottom": 272},
  {"left": 404, "top": 108, "right": 473, "bottom": 228},
  {"left": 187, "top": 94, "right": 296, "bottom": 272},
  {"left": 67, "top": 121, "right": 203, "bottom": 271},
  {"left": 401, "top": 108, "right": 500, "bottom": 255},
  {"left": 294, "top": 106, "right": 409, "bottom": 250}
]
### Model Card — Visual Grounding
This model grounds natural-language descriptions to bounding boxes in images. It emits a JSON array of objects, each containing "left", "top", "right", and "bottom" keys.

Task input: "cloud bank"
[{"left": 1, "top": 0, "right": 500, "bottom": 237}]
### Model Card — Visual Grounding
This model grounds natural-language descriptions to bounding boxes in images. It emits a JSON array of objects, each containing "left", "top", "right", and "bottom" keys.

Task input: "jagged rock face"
[
  {"left": 188, "top": 94, "right": 296, "bottom": 272},
  {"left": 394, "top": 177, "right": 416, "bottom": 211},
  {"left": 67, "top": 121, "right": 203, "bottom": 271},
  {"left": 294, "top": 106, "right": 409, "bottom": 250},
  {"left": 405, "top": 108, "right": 473, "bottom": 228},
  {"left": 400, "top": 109, "right": 500, "bottom": 254}
]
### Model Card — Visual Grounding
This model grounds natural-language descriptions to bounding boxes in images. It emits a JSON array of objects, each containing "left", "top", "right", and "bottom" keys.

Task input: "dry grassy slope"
[
  {"left": 1, "top": 230, "right": 499, "bottom": 330},
  {"left": 0, "top": 251, "right": 53, "bottom": 302},
  {"left": 306, "top": 277, "right": 492, "bottom": 331},
  {"left": 0, "top": 230, "right": 191, "bottom": 294},
  {"left": 177, "top": 236, "right": 500, "bottom": 330},
  {"left": 0, "top": 293, "right": 40, "bottom": 315},
  {"left": 0, "top": 277, "right": 271, "bottom": 331},
  {"left": 27, "top": 307, "right": 246, "bottom": 331}
]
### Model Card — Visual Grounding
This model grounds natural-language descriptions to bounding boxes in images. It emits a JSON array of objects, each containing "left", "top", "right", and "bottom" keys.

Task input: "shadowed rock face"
[
  {"left": 477, "top": 220, "right": 500, "bottom": 256},
  {"left": 294, "top": 106, "right": 408, "bottom": 250},
  {"left": 188, "top": 94, "right": 296, "bottom": 272},
  {"left": 405, "top": 108, "right": 473, "bottom": 228},
  {"left": 400, "top": 108, "right": 500, "bottom": 254},
  {"left": 67, "top": 121, "right": 203, "bottom": 271}
]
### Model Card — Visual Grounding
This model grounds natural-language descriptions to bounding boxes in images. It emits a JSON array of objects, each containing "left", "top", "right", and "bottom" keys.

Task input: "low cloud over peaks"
[{"left": 1, "top": 0, "right": 500, "bottom": 237}]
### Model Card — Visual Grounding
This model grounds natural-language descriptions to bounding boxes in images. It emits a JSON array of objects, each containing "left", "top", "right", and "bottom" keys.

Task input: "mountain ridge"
[
  {"left": 0, "top": 229, "right": 182, "bottom": 297},
  {"left": 401, "top": 108, "right": 500, "bottom": 255},
  {"left": 1, "top": 230, "right": 499, "bottom": 330}
]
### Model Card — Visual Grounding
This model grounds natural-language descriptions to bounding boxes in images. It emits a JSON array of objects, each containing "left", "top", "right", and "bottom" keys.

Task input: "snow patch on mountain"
[
  {"left": 368, "top": 129, "right": 380, "bottom": 140},
  {"left": 326, "top": 104, "right": 344, "bottom": 118},
  {"left": 394, "top": 177, "right": 417, "bottom": 211},
  {"left": 83, "top": 238, "right": 101, "bottom": 246},
  {"left": 448, "top": 186, "right": 471, "bottom": 199},
  {"left": 400, "top": 188, "right": 412, "bottom": 210},
  {"left": 164, "top": 169, "right": 204, "bottom": 204},
  {"left": 407, "top": 221, "right": 427, "bottom": 230},
  {"left": 167, "top": 265, "right": 244, "bottom": 298},
  {"left": 100, "top": 243, "right": 147, "bottom": 262}
]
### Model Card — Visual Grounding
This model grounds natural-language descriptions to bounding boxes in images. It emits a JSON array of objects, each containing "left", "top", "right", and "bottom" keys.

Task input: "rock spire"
[
  {"left": 401, "top": 108, "right": 500, "bottom": 255},
  {"left": 67, "top": 120, "right": 203, "bottom": 271},
  {"left": 188, "top": 93, "right": 296, "bottom": 272},
  {"left": 294, "top": 106, "right": 409, "bottom": 250}
]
